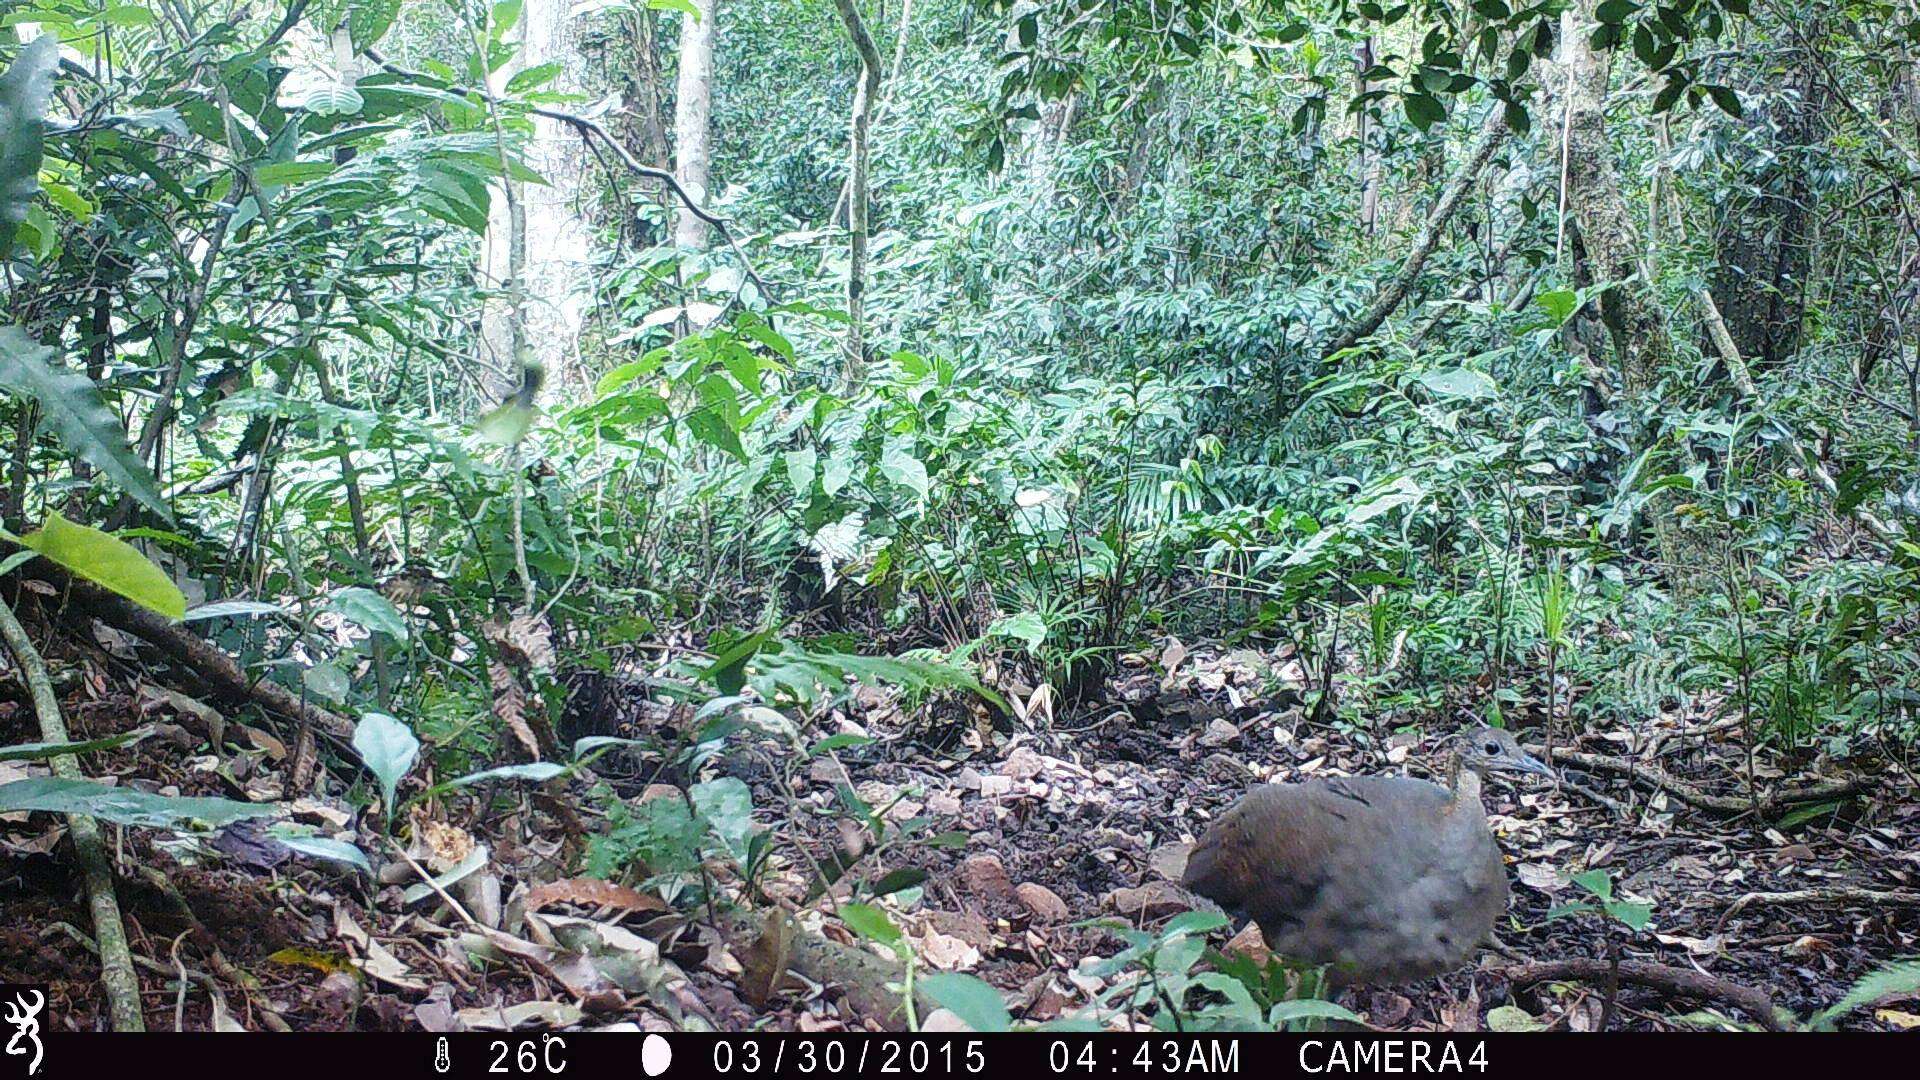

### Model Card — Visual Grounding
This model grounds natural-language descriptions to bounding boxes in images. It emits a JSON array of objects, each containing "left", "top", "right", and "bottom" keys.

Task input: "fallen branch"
[
  {"left": 724, "top": 911, "right": 936, "bottom": 1030},
  {"left": 1502, "top": 958, "right": 1788, "bottom": 1031},
  {"left": 1713, "top": 885, "right": 1920, "bottom": 932},
  {"left": 27, "top": 561, "right": 356, "bottom": 743},
  {"left": 1532, "top": 744, "right": 1871, "bottom": 817},
  {"left": 0, "top": 593, "right": 145, "bottom": 1031}
]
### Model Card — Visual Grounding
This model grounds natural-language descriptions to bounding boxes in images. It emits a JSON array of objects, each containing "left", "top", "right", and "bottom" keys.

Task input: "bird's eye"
[{"left": 1483, "top": 740, "right": 1502, "bottom": 756}]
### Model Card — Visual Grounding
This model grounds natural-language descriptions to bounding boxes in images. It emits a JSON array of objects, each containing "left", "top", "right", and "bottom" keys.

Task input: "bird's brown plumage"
[{"left": 1182, "top": 728, "right": 1545, "bottom": 985}]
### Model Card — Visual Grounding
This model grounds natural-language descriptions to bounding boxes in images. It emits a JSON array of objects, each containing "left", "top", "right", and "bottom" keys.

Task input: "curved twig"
[{"left": 1502, "top": 958, "right": 1788, "bottom": 1031}]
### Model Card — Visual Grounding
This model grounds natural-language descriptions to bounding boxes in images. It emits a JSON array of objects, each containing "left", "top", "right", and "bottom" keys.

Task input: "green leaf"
[
  {"left": 301, "top": 82, "right": 365, "bottom": 117},
  {"left": 271, "top": 829, "right": 373, "bottom": 874},
  {"left": 921, "top": 973, "right": 1013, "bottom": 1032},
  {"left": 785, "top": 447, "right": 818, "bottom": 495},
  {"left": 1809, "top": 958, "right": 1920, "bottom": 1029},
  {"left": 987, "top": 611, "right": 1047, "bottom": 653},
  {"left": 328, "top": 586, "right": 408, "bottom": 642},
  {"left": 1570, "top": 868, "right": 1613, "bottom": 900},
  {"left": 1486, "top": 1004, "right": 1548, "bottom": 1032},
  {"left": 1269, "top": 999, "right": 1365, "bottom": 1027},
  {"left": 880, "top": 444, "right": 930, "bottom": 500},
  {"left": 1536, "top": 288, "right": 1579, "bottom": 325},
  {"left": 870, "top": 867, "right": 928, "bottom": 897},
  {"left": 692, "top": 776, "right": 758, "bottom": 864},
  {"left": 184, "top": 600, "right": 286, "bottom": 621},
  {"left": 0, "top": 726, "right": 151, "bottom": 762},
  {"left": 808, "top": 733, "right": 875, "bottom": 756},
  {"left": 253, "top": 160, "right": 337, "bottom": 187},
  {"left": 1403, "top": 92, "right": 1445, "bottom": 132},
  {"left": 1704, "top": 84, "right": 1742, "bottom": 119},
  {"left": 838, "top": 902, "right": 903, "bottom": 947},
  {"left": 0, "top": 35, "right": 58, "bottom": 255},
  {"left": 1415, "top": 367, "right": 1498, "bottom": 401},
  {"left": 439, "top": 762, "right": 568, "bottom": 789},
  {"left": 0, "top": 326, "right": 171, "bottom": 520},
  {"left": 475, "top": 398, "right": 538, "bottom": 445},
  {"left": 352, "top": 711, "right": 418, "bottom": 815},
  {"left": 302, "top": 661, "right": 351, "bottom": 704},
  {"left": 0, "top": 777, "right": 276, "bottom": 829},
  {"left": 1603, "top": 900, "right": 1653, "bottom": 931},
  {"left": 18, "top": 513, "right": 186, "bottom": 619}
]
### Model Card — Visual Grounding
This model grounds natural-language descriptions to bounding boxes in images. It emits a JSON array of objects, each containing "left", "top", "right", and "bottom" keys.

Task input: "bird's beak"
[{"left": 1511, "top": 751, "right": 1556, "bottom": 780}]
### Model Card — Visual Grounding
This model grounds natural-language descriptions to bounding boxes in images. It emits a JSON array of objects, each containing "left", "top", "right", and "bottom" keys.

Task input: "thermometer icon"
[{"left": 434, "top": 1036, "right": 451, "bottom": 1074}]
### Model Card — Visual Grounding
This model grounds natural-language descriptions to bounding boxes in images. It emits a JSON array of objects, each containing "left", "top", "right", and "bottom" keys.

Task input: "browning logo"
[{"left": 1, "top": 985, "right": 43, "bottom": 1077}]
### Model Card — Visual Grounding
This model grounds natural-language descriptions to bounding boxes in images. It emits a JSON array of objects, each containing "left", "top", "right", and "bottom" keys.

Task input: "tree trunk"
[
  {"left": 1355, "top": 37, "right": 1381, "bottom": 238},
  {"left": 625, "top": 9, "right": 671, "bottom": 169},
  {"left": 470, "top": 0, "right": 589, "bottom": 393},
  {"left": 1709, "top": 36, "right": 1823, "bottom": 369},
  {"left": 672, "top": 0, "right": 718, "bottom": 251},
  {"left": 832, "top": 0, "right": 882, "bottom": 382},
  {"left": 1546, "top": 1, "right": 1673, "bottom": 394}
]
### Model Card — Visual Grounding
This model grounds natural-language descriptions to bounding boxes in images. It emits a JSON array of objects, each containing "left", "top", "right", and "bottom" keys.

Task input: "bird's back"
[{"left": 1182, "top": 774, "right": 1507, "bottom": 984}]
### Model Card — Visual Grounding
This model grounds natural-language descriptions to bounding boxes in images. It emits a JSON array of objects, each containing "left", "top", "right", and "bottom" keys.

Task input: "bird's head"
[{"left": 1453, "top": 725, "right": 1555, "bottom": 782}]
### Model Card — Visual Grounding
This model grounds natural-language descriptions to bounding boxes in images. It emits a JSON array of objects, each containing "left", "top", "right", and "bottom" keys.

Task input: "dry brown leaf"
[
  {"left": 737, "top": 909, "right": 796, "bottom": 1007},
  {"left": 489, "top": 660, "right": 541, "bottom": 760},
  {"left": 525, "top": 877, "right": 671, "bottom": 916}
]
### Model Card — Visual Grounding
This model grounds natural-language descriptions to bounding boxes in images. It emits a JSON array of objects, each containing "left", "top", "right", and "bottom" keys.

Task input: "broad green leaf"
[
  {"left": 691, "top": 776, "right": 757, "bottom": 864},
  {"left": 303, "top": 661, "right": 351, "bottom": 703},
  {"left": 1536, "top": 288, "right": 1579, "bottom": 325},
  {"left": 0, "top": 35, "right": 58, "bottom": 254},
  {"left": 475, "top": 399, "right": 537, "bottom": 445},
  {"left": 352, "top": 711, "right": 418, "bottom": 815},
  {"left": 807, "top": 733, "right": 874, "bottom": 756},
  {"left": 274, "top": 833, "right": 373, "bottom": 874},
  {"left": 18, "top": 513, "right": 186, "bottom": 619},
  {"left": 1269, "top": 999, "right": 1364, "bottom": 1026},
  {"left": 921, "top": 973, "right": 1013, "bottom": 1032},
  {"left": 0, "top": 777, "right": 275, "bottom": 829},
  {"left": 329, "top": 586, "right": 409, "bottom": 642},
  {"left": 0, "top": 327, "right": 171, "bottom": 520},
  {"left": 1415, "top": 367, "right": 1498, "bottom": 401},
  {"left": 785, "top": 446, "right": 817, "bottom": 495},
  {"left": 302, "top": 82, "right": 364, "bottom": 117},
  {"left": 1486, "top": 1004, "right": 1548, "bottom": 1032},
  {"left": 880, "top": 444, "right": 929, "bottom": 499},
  {"left": 1403, "top": 92, "right": 1445, "bottom": 132},
  {"left": 252, "top": 160, "right": 336, "bottom": 187},
  {"left": 838, "top": 901, "right": 903, "bottom": 947},
  {"left": 987, "top": 611, "right": 1047, "bottom": 653}
]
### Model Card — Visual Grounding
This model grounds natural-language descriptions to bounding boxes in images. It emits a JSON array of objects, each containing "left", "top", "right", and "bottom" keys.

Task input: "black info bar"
[{"left": 26, "top": 1030, "right": 1866, "bottom": 1078}]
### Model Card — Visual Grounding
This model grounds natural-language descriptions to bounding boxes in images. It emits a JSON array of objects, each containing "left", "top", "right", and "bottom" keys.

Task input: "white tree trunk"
[
  {"left": 480, "top": 0, "right": 592, "bottom": 394},
  {"left": 673, "top": 0, "right": 717, "bottom": 250}
]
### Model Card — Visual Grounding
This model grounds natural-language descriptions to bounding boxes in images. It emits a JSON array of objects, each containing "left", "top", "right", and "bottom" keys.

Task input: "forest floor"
[{"left": 3, "top": 621, "right": 1917, "bottom": 1032}]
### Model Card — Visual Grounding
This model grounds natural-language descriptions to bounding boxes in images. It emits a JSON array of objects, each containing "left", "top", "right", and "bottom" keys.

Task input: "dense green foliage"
[{"left": 1, "top": 0, "right": 1918, "bottom": 1031}]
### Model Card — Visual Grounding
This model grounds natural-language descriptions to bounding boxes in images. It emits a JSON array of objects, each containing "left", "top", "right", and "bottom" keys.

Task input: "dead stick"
[
  {"left": 1530, "top": 744, "right": 1869, "bottom": 815},
  {"left": 28, "top": 561, "right": 356, "bottom": 743},
  {"left": 0, "top": 594, "right": 145, "bottom": 1030},
  {"left": 1502, "top": 958, "right": 1788, "bottom": 1031}
]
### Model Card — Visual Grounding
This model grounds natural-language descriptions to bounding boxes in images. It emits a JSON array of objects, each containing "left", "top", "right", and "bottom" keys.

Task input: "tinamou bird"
[{"left": 1181, "top": 725, "right": 1553, "bottom": 985}]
